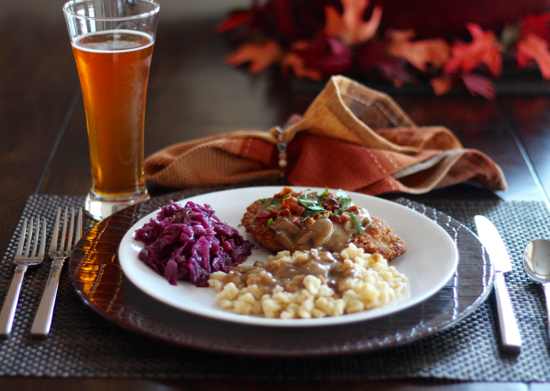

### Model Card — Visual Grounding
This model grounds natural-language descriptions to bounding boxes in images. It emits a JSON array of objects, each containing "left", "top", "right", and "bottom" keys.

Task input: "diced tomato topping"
[
  {"left": 292, "top": 218, "right": 304, "bottom": 229},
  {"left": 323, "top": 197, "right": 338, "bottom": 206},
  {"left": 278, "top": 208, "right": 291, "bottom": 216},
  {"left": 322, "top": 197, "right": 340, "bottom": 212},
  {"left": 275, "top": 187, "right": 300, "bottom": 198},
  {"left": 255, "top": 209, "right": 278, "bottom": 224},
  {"left": 304, "top": 217, "right": 315, "bottom": 227},
  {"left": 330, "top": 214, "right": 350, "bottom": 224},
  {"left": 348, "top": 205, "right": 359, "bottom": 212},
  {"left": 282, "top": 196, "right": 305, "bottom": 215}
]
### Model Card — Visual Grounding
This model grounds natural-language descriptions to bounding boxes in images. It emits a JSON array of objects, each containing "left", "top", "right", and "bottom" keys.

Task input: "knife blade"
[{"left": 475, "top": 215, "right": 522, "bottom": 351}]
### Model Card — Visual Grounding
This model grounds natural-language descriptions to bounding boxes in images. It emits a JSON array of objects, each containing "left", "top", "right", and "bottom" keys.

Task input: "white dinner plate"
[{"left": 118, "top": 186, "right": 459, "bottom": 327}]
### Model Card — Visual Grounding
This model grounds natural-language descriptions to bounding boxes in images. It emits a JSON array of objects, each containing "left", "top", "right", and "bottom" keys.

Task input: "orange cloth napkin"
[{"left": 144, "top": 75, "right": 506, "bottom": 195}]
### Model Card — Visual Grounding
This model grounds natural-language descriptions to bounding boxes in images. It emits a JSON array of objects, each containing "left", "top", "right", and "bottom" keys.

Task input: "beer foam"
[{"left": 73, "top": 29, "right": 154, "bottom": 53}]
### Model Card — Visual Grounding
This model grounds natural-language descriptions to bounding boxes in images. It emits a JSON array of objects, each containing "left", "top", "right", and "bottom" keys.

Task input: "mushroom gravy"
[
  {"left": 254, "top": 188, "right": 372, "bottom": 253},
  {"left": 208, "top": 244, "right": 409, "bottom": 319},
  {"left": 220, "top": 250, "right": 358, "bottom": 296}
]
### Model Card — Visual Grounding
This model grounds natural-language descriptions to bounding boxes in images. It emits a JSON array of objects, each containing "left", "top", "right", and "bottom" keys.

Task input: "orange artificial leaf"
[
  {"left": 324, "top": 0, "right": 382, "bottom": 46},
  {"left": 385, "top": 29, "right": 415, "bottom": 42},
  {"left": 224, "top": 40, "right": 284, "bottom": 74},
  {"left": 444, "top": 23, "right": 503, "bottom": 77},
  {"left": 281, "top": 52, "right": 323, "bottom": 81},
  {"left": 386, "top": 29, "right": 451, "bottom": 71},
  {"left": 517, "top": 33, "right": 550, "bottom": 79},
  {"left": 430, "top": 77, "right": 454, "bottom": 96}
]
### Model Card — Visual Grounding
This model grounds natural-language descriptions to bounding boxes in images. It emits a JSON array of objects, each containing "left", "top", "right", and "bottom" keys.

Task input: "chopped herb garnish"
[
  {"left": 266, "top": 205, "right": 278, "bottom": 210},
  {"left": 280, "top": 193, "right": 292, "bottom": 200},
  {"left": 298, "top": 189, "right": 310, "bottom": 200},
  {"left": 337, "top": 189, "right": 352, "bottom": 209},
  {"left": 267, "top": 217, "right": 274, "bottom": 226},
  {"left": 259, "top": 198, "right": 266, "bottom": 203},
  {"left": 319, "top": 187, "right": 330, "bottom": 200},
  {"left": 349, "top": 213, "right": 365, "bottom": 234},
  {"left": 331, "top": 209, "right": 344, "bottom": 215},
  {"left": 298, "top": 199, "right": 325, "bottom": 210}
]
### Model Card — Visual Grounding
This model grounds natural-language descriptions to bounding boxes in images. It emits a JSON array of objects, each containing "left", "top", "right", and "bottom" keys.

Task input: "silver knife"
[{"left": 475, "top": 215, "right": 522, "bottom": 351}]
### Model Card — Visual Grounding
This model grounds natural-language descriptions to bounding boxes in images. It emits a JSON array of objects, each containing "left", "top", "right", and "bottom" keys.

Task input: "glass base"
[{"left": 84, "top": 192, "right": 150, "bottom": 221}]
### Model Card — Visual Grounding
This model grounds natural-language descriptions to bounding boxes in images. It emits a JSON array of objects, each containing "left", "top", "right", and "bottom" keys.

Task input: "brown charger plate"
[{"left": 68, "top": 191, "right": 493, "bottom": 357}]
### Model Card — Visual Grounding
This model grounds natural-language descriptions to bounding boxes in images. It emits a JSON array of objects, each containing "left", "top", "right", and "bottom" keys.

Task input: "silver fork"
[
  {"left": 31, "top": 207, "right": 82, "bottom": 337},
  {"left": 0, "top": 216, "right": 47, "bottom": 337}
]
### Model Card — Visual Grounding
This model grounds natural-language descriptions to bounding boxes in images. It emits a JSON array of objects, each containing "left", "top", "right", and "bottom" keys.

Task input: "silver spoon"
[{"left": 523, "top": 238, "right": 550, "bottom": 340}]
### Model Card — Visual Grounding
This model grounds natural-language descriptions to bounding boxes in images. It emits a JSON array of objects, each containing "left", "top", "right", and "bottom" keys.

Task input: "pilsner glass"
[{"left": 63, "top": 0, "right": 160, "bottom": 220}]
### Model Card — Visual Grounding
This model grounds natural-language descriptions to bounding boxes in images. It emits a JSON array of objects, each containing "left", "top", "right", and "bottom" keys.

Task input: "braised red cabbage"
[{"left": 134, "top": 201, "right": 253, "bottom": 287}]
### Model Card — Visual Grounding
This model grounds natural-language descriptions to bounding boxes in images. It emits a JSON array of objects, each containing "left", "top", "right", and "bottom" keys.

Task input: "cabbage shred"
[{"left": 135, "top": 201, "right": 253, "bottom": 287}]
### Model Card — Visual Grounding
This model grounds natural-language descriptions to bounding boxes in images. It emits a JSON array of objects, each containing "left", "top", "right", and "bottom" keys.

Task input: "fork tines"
[
  {"left": 16, "top": 216, "right": 47, "bottom": 261},
  {"left": 50, "top": 207, "right": 82, "bottom": 253}
]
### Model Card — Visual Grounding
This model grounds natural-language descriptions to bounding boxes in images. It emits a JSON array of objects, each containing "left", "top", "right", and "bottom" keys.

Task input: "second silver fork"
[{"left": 31, "top": 206, "right": 82, "bottom": 337}]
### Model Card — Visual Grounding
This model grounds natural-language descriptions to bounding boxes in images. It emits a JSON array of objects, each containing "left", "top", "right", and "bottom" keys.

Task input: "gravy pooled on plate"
[
  {"left": 208, "top": 244, "right": 409, "bottom": 319},
  {"left": 220, "top": 249, "right": 353, "bottom": 295}
]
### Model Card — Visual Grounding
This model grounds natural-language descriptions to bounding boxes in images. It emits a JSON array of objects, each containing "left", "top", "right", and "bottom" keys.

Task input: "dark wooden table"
[{"left": 1, "top": 0, "right": 550, "bottom": 390}]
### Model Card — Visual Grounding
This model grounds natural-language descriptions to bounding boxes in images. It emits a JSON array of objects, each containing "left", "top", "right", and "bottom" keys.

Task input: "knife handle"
[
  {"left": 543, "top": 283, "right": 550, "bottom": 343},
  {"left": 494, "top": 272, "right": 522, "bottom": 351}
]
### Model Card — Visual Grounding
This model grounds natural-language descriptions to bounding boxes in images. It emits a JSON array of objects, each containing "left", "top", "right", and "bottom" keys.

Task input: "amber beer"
[{"left": 72, "top": 30, "right": 154, "bottom": 199}]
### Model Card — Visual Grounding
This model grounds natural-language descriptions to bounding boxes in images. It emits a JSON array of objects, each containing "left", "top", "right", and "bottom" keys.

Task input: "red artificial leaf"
[
  {"left": 430, "top": 74, "right": 495, "bottom": 99},
  {"left": 358, "top": 40, "right": 414, "bottom": 86},
  {"left": 519, "top": 13, "right": 550, "bottom": 42},
  {"left": 272, "top": 0, "right": 307, "bottom": 41},
  {"left": 224, "top": 40, "right": 284, "bottom": 74},
  {"left": 517, "top": 33, "right": 550, "bottom": 79},
  {"left": 283, "top": 34, "right": 353, "bottom": 79},
  {"left": 324, "top": 0, "right": 382, "bottom": 45},
  {"left": 386, "top": 29, "right": 451, "bottom": 71},
  {"left": 239, "top": 0, "right": 334, "bottom": 43},
  {"left": 444, "top": 23, "right": 503, "bottom": 77},
  {"left": 216, "top": 10, "right": 253, "bottom": 33},
  {"left": 462, "top": 73, "right": 496, "bottom": 100}
]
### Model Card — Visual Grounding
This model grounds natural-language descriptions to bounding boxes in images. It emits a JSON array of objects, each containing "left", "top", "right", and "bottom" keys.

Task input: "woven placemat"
[{"left": 0, "top": 190, "right": 549, "bottom": 381}]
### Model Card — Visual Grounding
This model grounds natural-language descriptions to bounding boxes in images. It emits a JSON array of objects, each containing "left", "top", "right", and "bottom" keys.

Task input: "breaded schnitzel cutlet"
[{"left": 241, "top": 187, "right": 406, "bottom": 261}]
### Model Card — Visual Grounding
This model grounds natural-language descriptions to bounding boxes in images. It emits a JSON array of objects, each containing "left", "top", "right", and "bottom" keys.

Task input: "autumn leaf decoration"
[
  {"left": 225, "top": 40, "right": 284, "bottom": 74},
  {"left": 324, "top": 0, "right": 382, "bottom": 46},
  {"left": 429, "top": 23, "right": 503, "bottom": 99},
  {"left": 219, "top": 0, "right": 550, "bottom": 99},
  {"left": 516, "top": 14, "right": 550, "bottom": 79}
]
